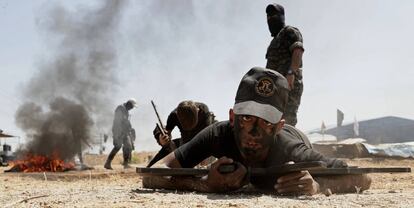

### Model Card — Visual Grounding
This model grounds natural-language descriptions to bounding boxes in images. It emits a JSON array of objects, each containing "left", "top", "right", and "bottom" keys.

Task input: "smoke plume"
[{"left": 15, "top": 0, "right": 125, "bottom": 160}]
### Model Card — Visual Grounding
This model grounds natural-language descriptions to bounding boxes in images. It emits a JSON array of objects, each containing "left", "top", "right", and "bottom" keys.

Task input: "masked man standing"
[
  {"left": 104, "top": 98, "right": 137, "bottom": 169},
  {"left": 265, "top": 3, "right": 304, "bottom": 126}
]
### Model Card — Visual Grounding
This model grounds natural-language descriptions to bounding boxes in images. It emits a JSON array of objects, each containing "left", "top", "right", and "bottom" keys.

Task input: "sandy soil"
[{"left": 1, "top": 153, "right": 414, "bottom": 208}]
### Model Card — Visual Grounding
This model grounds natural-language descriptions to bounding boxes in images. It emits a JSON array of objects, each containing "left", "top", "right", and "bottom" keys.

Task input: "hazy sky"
[{"left": 1, "top": 0, "right": 413, "bottom": 151}]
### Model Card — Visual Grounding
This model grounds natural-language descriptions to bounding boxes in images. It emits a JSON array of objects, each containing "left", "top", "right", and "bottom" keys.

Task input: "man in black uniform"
[
  {"left": 144, "top": 67, "right": 371, "bottom": 195},
  {"left": 265, "top": 3, "right": 304, "bottom": 126},
  {"left": 147, "top": 100, "right": 215, "bottom": 167}
]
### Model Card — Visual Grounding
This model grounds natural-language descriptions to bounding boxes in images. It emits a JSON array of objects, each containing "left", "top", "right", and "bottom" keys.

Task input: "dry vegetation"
[{"left": 1, "top": 153, "right": 414, "bottom": 208}]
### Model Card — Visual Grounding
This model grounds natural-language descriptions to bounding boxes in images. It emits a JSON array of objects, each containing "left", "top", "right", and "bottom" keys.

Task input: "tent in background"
[{"left": 324, "top": 116, "right": 414, "bottom": 144}]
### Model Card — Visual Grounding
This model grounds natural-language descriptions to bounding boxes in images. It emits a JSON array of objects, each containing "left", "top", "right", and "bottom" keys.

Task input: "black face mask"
[
  {"left": 267, "top": 14, "right": 285, "bottom": 37},
  {"left": 125, "top": 102, "right": 133, "bottom": 110}
]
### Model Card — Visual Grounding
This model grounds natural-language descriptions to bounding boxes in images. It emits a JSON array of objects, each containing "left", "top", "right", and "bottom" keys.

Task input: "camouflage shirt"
[{"left": 266, "top": 25, "right": 304, "bottom": 76}]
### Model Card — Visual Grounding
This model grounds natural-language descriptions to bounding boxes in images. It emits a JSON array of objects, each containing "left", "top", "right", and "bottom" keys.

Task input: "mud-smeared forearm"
[
  {"left": 142, "top": 176, "right": 211, "bottom": 192},
  {"left": 315, "top": 174, "right": 372, "bottom": 194}
]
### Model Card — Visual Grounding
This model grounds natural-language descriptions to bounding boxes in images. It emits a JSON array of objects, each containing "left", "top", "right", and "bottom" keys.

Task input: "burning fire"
[{"left": 8, "top": 152, "right": 75, "bottom": 172}]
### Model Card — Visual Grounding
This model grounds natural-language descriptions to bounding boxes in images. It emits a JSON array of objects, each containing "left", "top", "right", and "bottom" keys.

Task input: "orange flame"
[{"left": 9, "top": 152, "right": 75, "bottom": 172}]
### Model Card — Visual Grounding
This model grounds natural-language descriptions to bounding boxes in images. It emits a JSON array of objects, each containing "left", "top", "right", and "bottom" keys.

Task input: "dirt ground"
[{"left": 1, "top": 153, "right": 414, "bottom": 208}]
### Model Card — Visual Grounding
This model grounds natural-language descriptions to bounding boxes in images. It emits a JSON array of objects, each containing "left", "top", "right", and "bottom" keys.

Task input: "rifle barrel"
[
  {"left": 151, "top": 100, "right": 176, "bottom": 151},
  {"left": 151, "top": 100, "right": 166, "bottom": 131},
  {"left": 136, "top": 162, "right": 411, "bottom": 177},
  {"left": 309, "top": 167, "right": 411, "bottom": 175}
]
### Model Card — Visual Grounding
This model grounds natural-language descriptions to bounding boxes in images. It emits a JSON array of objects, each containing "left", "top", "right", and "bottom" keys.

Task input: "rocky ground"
[{"left": 1, "top": 153, "right": 413, "bottom": 208}]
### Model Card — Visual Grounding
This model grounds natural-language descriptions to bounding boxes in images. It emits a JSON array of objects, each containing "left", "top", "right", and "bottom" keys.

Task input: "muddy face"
[{"left": 233, "top": 115, "right": 277, "bottom": 164}]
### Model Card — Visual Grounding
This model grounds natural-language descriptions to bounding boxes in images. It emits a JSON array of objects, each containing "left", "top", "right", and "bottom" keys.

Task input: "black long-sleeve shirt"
[
  {"left": 175, "top": 121, "right": 345, "bottom": 189},
  {"left": 153, "top": 102, "right": 215, "bottom": 146}
]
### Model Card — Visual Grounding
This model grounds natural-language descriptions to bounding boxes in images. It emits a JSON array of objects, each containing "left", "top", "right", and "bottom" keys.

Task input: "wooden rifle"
[
  {"left": 151, "top": 100, "right": 176, "bottom": 151},
  {"left": 136, "top": 161, "right": 411, "bottom": 177}
]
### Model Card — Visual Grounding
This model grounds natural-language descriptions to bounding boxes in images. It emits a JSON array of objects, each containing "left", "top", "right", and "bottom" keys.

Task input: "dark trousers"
[
  {"left": 106, "top": 135, "right": 133, "bottom": 165},
  {"left": 146, "top": 139, "right": 181, "bottom": 167}
]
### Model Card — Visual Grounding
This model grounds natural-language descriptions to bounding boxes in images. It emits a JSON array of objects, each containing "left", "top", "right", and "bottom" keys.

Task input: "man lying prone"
[{"left": 143, "top": 67, "right": 371, "bottom": 195}]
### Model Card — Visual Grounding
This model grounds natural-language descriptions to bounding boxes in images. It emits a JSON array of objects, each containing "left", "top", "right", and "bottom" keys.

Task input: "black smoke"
[
  {"left": 15, "top": 0, "right": 125, "bottom": 160},
  {"left": 15, "top": 98, "right": 93, "bottom": 160}
]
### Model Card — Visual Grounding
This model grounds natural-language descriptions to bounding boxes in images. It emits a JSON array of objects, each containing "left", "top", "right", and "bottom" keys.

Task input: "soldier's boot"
[
  {"left": 123, "top": 162, "right": 132, "bottom": 169},
  {"left": 103, "top": 162, "right": 112, "bottom": 170},
  {"left": 104, "top": 147, "right": 120, "bottom": 170},
  {"left": 77, "top": 152, "right": 94, "bottom": 170},
  {"left": 122, "top": 150, "right": 132, "bottom": 169}
]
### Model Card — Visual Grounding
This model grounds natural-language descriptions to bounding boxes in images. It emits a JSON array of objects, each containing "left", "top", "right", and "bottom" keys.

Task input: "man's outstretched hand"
[{"left": 274, "top": 170, "right": 319, "bottom": 195}]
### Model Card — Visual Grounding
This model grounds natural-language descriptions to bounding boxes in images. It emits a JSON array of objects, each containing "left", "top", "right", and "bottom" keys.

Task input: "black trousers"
[{"left": 146, "top": 139, "right": 181, "bottom": 167}]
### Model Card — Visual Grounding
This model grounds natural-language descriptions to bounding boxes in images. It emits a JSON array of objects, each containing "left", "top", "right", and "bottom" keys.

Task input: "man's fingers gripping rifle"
[{"left": 151, "top": 100, "right": 176, "bottom": 150}]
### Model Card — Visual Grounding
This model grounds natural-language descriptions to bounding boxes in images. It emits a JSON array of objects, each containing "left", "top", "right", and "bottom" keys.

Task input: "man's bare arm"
[
  {"left": 274, "top": 171, "right": 319, "bottom": 195},
  {"left": 315, "top": 174, "right": 372, "bottom": 194},
  {"left": 286, "top": 48, "right": 304, "bottom": 89},
  {"left": 143, "top": 153, "right": 247, "bottom": 193},
  {"left": 142, "top": 173, "right": 212, "bottom": 192},
  {"left": 290, "top": 48, "right": 303, "bottom": 72},
  {"left": 143, "top": 152, "right": 211, "bottom": 192}
]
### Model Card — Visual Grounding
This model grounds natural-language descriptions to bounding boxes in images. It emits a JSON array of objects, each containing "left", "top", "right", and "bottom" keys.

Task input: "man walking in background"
[
  {"left": 104, "top": 98, "right": 138, "bottom": 169},
  {"left": 265, "top": 3, "right": 304, "bottom": 126}
]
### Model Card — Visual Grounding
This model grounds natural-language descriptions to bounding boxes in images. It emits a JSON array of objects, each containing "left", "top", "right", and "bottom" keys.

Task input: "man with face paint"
[
  {"left": 143, "top": 67, "right": 371, "bottom": 195},
  {"left": 265, "top": 3, "right": 304, "bottom": 127},
  {"left": 147, "top": 100, "right": 216, "bottom": 167}
]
